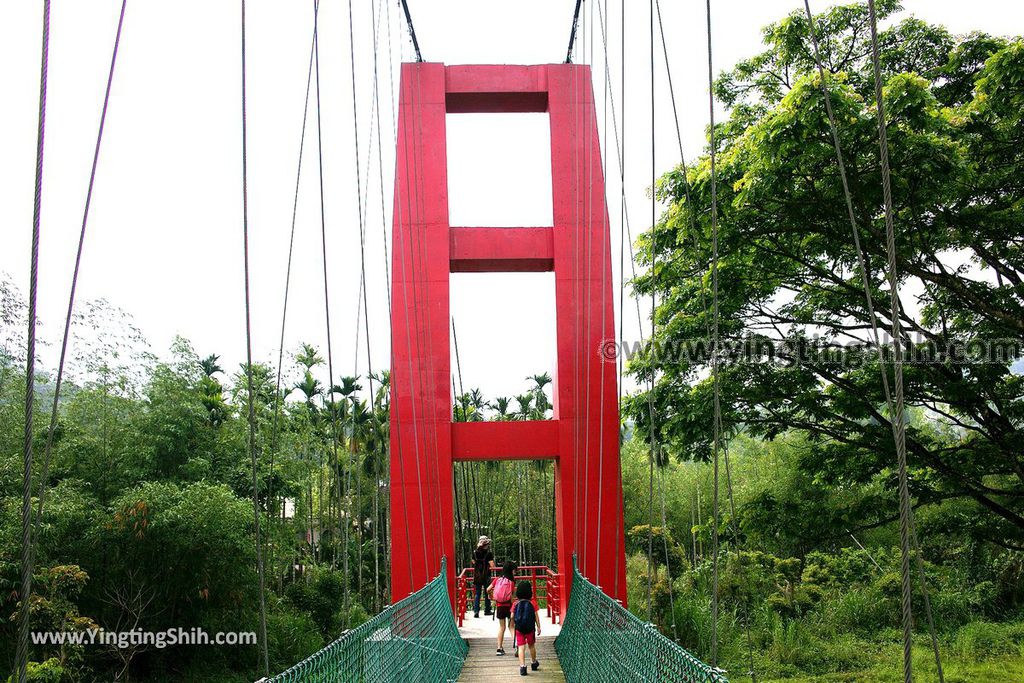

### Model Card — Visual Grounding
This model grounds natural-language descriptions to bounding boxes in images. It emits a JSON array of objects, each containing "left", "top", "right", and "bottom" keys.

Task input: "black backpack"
[
  {"left": 513, "top": 599, "right": 536, "bottom": 634},
  {"left": 473, "top": 550, "right": 489, "bottom": 583}
]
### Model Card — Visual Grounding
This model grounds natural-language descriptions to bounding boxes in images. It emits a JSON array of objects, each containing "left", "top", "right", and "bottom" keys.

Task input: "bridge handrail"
[
  {"left": 455, "top": 564, "right": 562, "bottom": 626},
  {"left": 554, "top": 558, "right": 727, "bottom": 683},
  {"left": 260, "top": 558, "right": 466, "bottom": 683}
]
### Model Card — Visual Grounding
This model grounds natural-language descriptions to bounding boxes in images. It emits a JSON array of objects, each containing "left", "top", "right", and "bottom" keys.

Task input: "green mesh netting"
[
  {"left": 264, "top": 559, "right": 466, "bottom": 683},
  {"left": 555, "top": 559, "right": 727, "bottom": 683}
]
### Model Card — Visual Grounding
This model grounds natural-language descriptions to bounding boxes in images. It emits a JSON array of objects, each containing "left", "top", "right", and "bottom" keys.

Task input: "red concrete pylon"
[{"left": 389, "top": 63, "right": 626, "bottom": 615}]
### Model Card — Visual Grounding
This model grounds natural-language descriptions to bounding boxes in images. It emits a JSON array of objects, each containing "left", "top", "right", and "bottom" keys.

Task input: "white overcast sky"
[{"left": 1, "top": 0, "right": 1022, "bottom": 401}]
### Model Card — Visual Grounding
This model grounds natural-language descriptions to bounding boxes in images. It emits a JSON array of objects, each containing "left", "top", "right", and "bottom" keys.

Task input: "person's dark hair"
[
  {"left": 502, "top": 561, "right": 517, "bottom": 580},
  {"left": 515, "top": 580, "right": 533, "bottom": 600}
]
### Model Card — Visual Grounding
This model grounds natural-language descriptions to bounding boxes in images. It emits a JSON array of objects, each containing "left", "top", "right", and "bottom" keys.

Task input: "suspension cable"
[
  {"left": 614, "top": 0, "right": 625, "bottom": 601},
  {"left": 595, "top": 0, "right": 664, "bottom": 604},
  {"left": 17, "top": 4, "right": 51, "bottom": 682},
  {"left": 593, "top": 0, "right": 610, "bottom": 593},
  {"left": 310, "top": 8, "right": 348, "bottom": 593},
  {"left": 582, "top": 0, "right": 597, "bottom": 578},
  {"left": 373, "top": 0, "right": 392, "bottom": 314},
  {"left": 645, "top": 0, "right": 657, "bottom": 624},
  {"left": 380, "top": 0, "right": 416, "bottom": 587},
  {"left": 704, "top": 0, "right": 722, "bottom": 667},
  {"left": 33, "top": 0, "right": 128, "bottom": 576},
  {"left": 800, "top": 2, "right": 944, "bottom": 680},
  {"left": 649, "top": 0, "right": 703, "bottom": 644},
  {"left": 866, "top": 3, "right": 916, "bottom": 678},
  {"left": 570, "top": 28, "right": 581, "bottom": 564},
  {"left": 596, "top": 3, "right": 702, "bottom": 632},
  {"left": 342, "top": 0, "right": 389, "bottom": 610},
  {"left": 239, "top": 1, "right": 270, "bottom": 675},
  {"left": 655, "top": 0, "right": 755, "bottom": 671},
  {"left": 343, "top": 0, "right": 377, "bottom": 623},
  {"left": 268, "top": 0, "right": 320, "bottom": 586},
  {"left": 593, "top": 1, "right": 645, "bottom": 339},
  {"left": 565, "top": 0, "right": 585, "bottom": 63},
  {"left": 366, "top": 0, "right": 386, "bottom": 615},
  {"left": 600, "top": 0, "right": 684, "bottom": 641},
  {"left": 398, "top": 0, "right": 422, "bottom": 62}
]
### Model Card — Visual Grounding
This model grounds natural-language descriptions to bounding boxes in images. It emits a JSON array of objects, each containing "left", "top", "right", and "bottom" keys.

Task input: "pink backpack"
[{"left": 492, "top": 576, "right": 515, "bottom": 604}]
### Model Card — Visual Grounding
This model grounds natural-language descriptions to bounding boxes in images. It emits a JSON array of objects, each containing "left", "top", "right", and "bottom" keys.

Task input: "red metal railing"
[{"left": 456, "top": 565, "right": 561, "bottom": 627}]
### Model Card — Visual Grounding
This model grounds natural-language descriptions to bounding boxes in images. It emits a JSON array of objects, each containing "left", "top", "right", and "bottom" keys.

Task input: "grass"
[
  {"left": 742, "top": 657, "right": 1023, "bottom": 683},
  {"left": 729, "top": 640, "right": 1024, "bottom": 683}
]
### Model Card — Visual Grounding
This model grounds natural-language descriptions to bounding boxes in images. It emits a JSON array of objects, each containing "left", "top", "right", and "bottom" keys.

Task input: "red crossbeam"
[
  {"left": 449, "top": 227, "right": 554, "bottom": 273},
  {"left": 451, "top": 420, "right": 559, "bottom": 461}
]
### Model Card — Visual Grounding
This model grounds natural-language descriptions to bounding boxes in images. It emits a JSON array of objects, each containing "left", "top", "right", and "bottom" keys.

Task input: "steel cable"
[
  {"left": 377, "top": 0, "right": 415, "bottom": 587},
  {"left": 268, "top": 0, "right": 320, "bottom": 589},
  {"left": 704, "top": 0, "right": 723, "bottom": 667},
  {"left": 645, "top": 0, "right": 658, "bottom": 625},
  {"left": 869, "top": 2, "right": 919, "bottom": 679},
  {"left": 17, "top": 4, "right": 51, "bottom": 682},
  {"left": 309, "top": 12, "right": 348, "bottom": 597},
  {"left": 34, "top": 0, "right": 128, "bottom": 544},
  {"left": 800, "top": 2, "right": 944, "bottom": 680},
  {"left": 240, "top": 0, "right": 271, "bottom": 674},
  {"left": 594, "top": 0, "right": 610, "bottom": 596}
]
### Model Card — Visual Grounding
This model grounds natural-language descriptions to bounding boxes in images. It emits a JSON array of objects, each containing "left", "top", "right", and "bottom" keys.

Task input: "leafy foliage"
[{"left": 627, "top": 1, "right": 1024, "bottom": 551}]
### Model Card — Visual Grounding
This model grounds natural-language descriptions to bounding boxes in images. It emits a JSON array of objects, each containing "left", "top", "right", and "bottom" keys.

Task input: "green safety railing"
[
  {"left": 261, "top": 559, "right": 466, "bottom": 683},
  {"left": 555, "top": 558, "right": 727, "bottom": 683}
]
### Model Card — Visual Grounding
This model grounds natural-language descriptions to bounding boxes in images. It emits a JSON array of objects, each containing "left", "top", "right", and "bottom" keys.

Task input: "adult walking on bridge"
[{"left": 472, "top": 536, "right": 496, "bottom": 618}]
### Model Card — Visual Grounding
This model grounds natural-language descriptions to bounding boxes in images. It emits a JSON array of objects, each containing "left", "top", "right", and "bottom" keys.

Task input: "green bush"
[
  {"left": 820, "top": 586, "right": 898, "bottom": 633},
  {"left": 266, "top": 608, "right": 324, "bottom": 673},
  {"left": 767, "top": 615, "right": 811, "bottom": 672},
  {"left": 344, "top": 604, "right": 370, "bottom": 630},
  {"left": 6, "top": 659, "right": 65, "bottom": 683},
  {"left": 952, "top": 621, "right": 1024, "bottom": 660},
  {"left": 670, "top": 590, "right": 716, "bottom": 660},
  {"left": 284, "top": 568, "right": 349, "bottom": 638},
  {"left": 929, "top": 578, "right": 995, "bottom": 630}
]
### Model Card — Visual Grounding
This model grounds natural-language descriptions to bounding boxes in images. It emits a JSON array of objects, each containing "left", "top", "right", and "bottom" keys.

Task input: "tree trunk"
[
  {"left": 454, "top": 462, "right": 465, "bottom": 571},
  {"left": 373, "top": 455, "right": 380, "bottom": 613},
  {"left": 356, "top": 445, "right": 363, "bottom": 607}
]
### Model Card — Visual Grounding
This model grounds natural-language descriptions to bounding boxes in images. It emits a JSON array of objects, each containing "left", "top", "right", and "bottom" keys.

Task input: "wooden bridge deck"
[{"left": 457, "top": 637, "right": 565, "bottom": 682}]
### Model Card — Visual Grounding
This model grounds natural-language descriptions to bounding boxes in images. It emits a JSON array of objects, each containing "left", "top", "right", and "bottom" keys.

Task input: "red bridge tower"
[{"left": 389, "top": 63, "right": 626, "bottom": 615}]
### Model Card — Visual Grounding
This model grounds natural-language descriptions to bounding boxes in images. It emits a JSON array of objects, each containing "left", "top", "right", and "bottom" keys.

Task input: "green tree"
[
  {"left": 198, "top": 354, "right": 228, "bottom": 427},
  {"left": 527, "top": 372, "right": 552, "bottom": 419},
  {"left": 627, "top": 1, "right": 1024, "bottom": 548}
]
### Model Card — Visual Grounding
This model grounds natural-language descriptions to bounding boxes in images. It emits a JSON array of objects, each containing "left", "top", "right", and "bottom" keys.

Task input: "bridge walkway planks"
[{"left": 456, "top": 636, "right": 566, "bottom": 682}]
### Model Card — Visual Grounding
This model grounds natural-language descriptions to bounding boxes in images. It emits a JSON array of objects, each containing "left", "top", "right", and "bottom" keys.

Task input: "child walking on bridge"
[
  {"left": 512, "top": 580, "right": 541, "bottom": 676},
  {"left": 488, "top": 561, "right": 517, "bottom": 655}
]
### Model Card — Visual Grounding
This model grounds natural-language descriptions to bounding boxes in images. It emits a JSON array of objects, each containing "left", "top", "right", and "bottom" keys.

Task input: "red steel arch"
[{"left": 389, "top": 63, "right": 626, "bottom": 614}]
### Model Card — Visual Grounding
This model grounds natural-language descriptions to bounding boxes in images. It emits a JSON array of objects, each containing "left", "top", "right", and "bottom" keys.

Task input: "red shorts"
[{"left": 515, "top": 631, "right": 536, "bottom": 647}]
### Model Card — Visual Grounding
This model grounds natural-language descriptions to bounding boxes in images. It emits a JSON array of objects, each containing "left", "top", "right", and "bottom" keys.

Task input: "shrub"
[
  {"left": 952, "top": 621, "right": 1024, "bottom": 660},
  {"left": 285, "top": 568, "right": 348, "bottom": 638},
  {"left": 266, "top": 608, "right": 324, "bottom": 673},
  {"left": 344, "top": 604, "right": 370, "bottom": 630},
  {"left": 670, "top": 591, "right": 716, "bottom": 659},
  {"left": 822, "top": 586, "right": 899, "bottom": 633},
  {"left": 5, "top": 659, "right": 64, "bottom": 683},
  {"left": 767, "top": 615, "right": 811, "bottom": 670}
]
